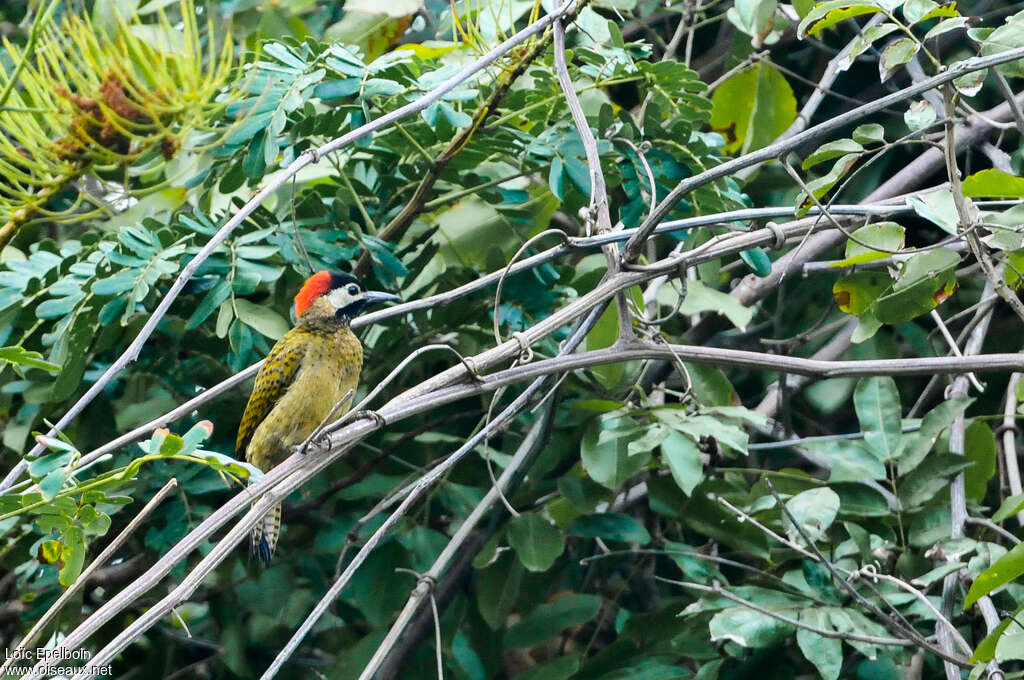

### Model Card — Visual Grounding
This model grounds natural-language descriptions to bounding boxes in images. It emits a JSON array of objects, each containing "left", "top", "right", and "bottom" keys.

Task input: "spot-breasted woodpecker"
[{"left": 235, "top": 270, "right": 398, "bottom": 565}]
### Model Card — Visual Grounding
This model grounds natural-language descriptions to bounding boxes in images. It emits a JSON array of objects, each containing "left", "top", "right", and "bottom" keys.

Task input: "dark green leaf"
[
  {"left": 569, "top": 513, "right": 651, "bottom": 544},
  {"left": 507, "top": 513, "right": 565, "bottom": 572}
]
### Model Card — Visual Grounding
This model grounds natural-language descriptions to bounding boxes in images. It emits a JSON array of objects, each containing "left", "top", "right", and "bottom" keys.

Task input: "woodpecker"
[{"left": 235, "top": 271, "right": 398, "bottom": 565}]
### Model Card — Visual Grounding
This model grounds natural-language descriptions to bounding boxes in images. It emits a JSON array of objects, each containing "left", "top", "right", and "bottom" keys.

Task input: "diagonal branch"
[
  {"left": 551, "top": 8, "right": 635, "bottom": 341},
  {"left": 0, "top": 0, "right": 581, "bottom": 495},
  {"left": 351, "top": 2, "right": 584, "bottom": 278},
  {"left": 621, "top": 44, "right": 1024, "bottom": 263}
]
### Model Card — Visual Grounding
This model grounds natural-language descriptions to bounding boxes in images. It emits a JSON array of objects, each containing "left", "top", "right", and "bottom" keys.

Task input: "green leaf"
[
  {"left": 709, "top": 607, "right": 795, "bottom": 647},
  {"left": 803, "top": 138, "right": 864, "bottom": 169},
  {"left": 875, "top": 247, "right": 960, "bottom": 323},
  {"left": 585, "top": 298, "right": 626, "bottom": 389},
  {"left": 799, "top": 1, "right": 882, "bottom": 37},
  {"left": 784, "top": 488, "right": 840, "bottom": 542},
  {"left": 879, "top": 38, "right": 920, "bottom": 81},
  {"left": 710, "top": 63, "right": 797, "bottom": 155},
  {"left": 838, "top": 23, "right": 900, "bottom": 70},
  {"left": 654, "top": 411, "right": 748, "bottom": 454},
  {"left": 475, "top": 552, "right": 523, "bottom": 630},
  {"left": 28, "top": 451, "right": 73, "bottom": 479},
  {"left": 505, "top": 595, "right": 602, "bottom": 648},
  {"left": 181, "top": 420, "right": 214, "bottom": 453},
  {"left": 907, "top": 190, "right": 960, "bottom": 234},
  {"left": 924, "top": 16, "right": 969, "bottom": 40},
  {"left": 904, "top": 100, "right": 937, "bottom": 131},
  {"left": 739, "top": 247, "right": 772, "bottom": 276},
  {"left": 234, "top": 299, "right": 291, "bottom": 340},
  {"left": 684, "top": 363, "right": 739, "bottom": 406},
  {"left": 0, "top": 346, "right": 61, "bottom": 372},
  {"left": 627, "top": 424, "right": 669, "bottom": 457},
  {"left": 79, "top": 505, "right": 112, "bottom": 536},
  {"left": 38, "top": 466, "right": 68, "bottom": 502},
  {"left": 964, "top": 420, "right": 997, "bottom": 502},
  {"left": 159, "top": 433, "right": 185, "bottom": 456},
  {"left": 439, "top": 101, "right": 472, "bottom": 128},
  {"left": 852, "top": 123, "right": 886, "bottom": 144},
  {"left": 963, "top": 169, "right": 1024, "bottom": 198},
  {"left": 507, "top": 513, "right": 565, "bottom": 572},
  {"left": 661, "top": 431, "right": 703, "bottom": 496},
  {"left": 912, "top": 562, "right": 965, "bottom": 588},
  {"left": 809, "top": 440, "right": 887, "bottom": 481},
  {"left": 965, "top": 540, "right": 1024, "bottom": 609},
  {"left": 59, "top": 527, "right": 86, "bottom": 586},
  {"left": 993, "top": 491, "right": 1024, "bottom": 523},
  {"left": 92, "top": 270, "right": 138, "bottom": 296},
  {"left": 903, "top": 0, "right": 938, "bottom": 23},
  {"left": 186, "top": 280, "right": 232, "bottom": 330},
  {"left": 799, "top": 153, "right": 860, "bottom": 205},
  {"left": 581, "top": 419, "right": 651, "bottom": 490},
  {"left": 898, "top": 397, "right": 972, "bottom": 474},
  {"left": 899, "top": 454, "right": 974, "bottom": 510},
  {"left": 726, "top": 0, "right": 780, "bottom": 45},
  {"left": 833, "top": 271, "right": 892, "bottom": 316},
  {"left": 549, "top": 156, "right": 565, "bottom": 199},
  {"left": 833, "top": 222, "right": 905, "bottom": 266},
  {"left": 854, "top": 377, "right": 902, "bottom": 461},
  {"left": 833, "top": 482, "right": 891, "bottom": 517},
  {"left": 979, "top": 10, "right": 1024, "bottom": 78},
  {"left": 797, "top": 608, "right": 842, "bottom": 680},
  {"left": 680, "top": 280, "right": 753, "bottom": 331},
  {"left": 569, "top": 513, "right": 651, "bottom": 544}
]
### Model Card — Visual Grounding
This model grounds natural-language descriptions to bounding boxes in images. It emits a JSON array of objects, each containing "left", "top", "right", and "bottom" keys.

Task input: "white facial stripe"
[{"left": 326, "top": 286, "right": 362, "bottom": 311}]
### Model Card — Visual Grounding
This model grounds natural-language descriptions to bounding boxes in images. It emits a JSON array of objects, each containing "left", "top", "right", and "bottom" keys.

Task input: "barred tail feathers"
[{"left": 250, "top": 501, "right": 282, "bottom": 566}]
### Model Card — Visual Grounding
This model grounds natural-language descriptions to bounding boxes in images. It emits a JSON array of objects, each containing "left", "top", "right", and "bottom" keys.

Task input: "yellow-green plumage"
[{"left": 236, "top": 294, "right": 364, "bottom": 563}]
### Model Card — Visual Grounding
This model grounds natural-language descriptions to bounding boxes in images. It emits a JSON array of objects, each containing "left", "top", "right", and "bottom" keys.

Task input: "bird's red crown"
[{"left": 294, "top": 270, "right": 333, "bottom": 317}]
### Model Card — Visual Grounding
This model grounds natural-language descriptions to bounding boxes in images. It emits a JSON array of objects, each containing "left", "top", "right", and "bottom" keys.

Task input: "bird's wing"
[{"left": 235, "top": 332, "right": 307, "bottom": 459}]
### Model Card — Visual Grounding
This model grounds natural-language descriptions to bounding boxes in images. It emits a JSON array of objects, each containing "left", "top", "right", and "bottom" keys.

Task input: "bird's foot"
[{"left": 351, "top": 409, "right": 386, "bottom": 429}]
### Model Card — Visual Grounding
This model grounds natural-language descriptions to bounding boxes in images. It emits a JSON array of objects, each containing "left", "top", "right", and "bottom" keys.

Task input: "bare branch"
[
  {"left": 0, "top": 0, "right": 580, "bottom": 494},
  {"left": 551, "top": 8, "right": 635, "bottom": 340},
  {"left": 357, "top": 353, "right": 564, "bottom": 679},
  {"left": 0, "top": 479, "right": 178, "bottom": 676}
]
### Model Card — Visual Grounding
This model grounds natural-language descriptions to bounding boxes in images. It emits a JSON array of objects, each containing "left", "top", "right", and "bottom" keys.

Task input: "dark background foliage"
[{"left": 3, "top": 0, "right": 1024, "bottom": 678}]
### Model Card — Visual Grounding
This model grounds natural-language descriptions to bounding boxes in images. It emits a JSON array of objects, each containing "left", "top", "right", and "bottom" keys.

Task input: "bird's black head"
[{"left": 294, "top": 271, "right": 400, "bottom": 321}]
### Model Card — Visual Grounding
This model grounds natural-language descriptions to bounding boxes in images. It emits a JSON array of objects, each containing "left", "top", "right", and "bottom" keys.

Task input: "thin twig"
[
  {"left": 0, "top": 478, "right": 178, "bottom": 677},
  {"left": 257, "top": 383, "right": 545, "bottom": 680},
  {"left": 941, "top": 83, "right": 1024, "bottom": 326},
  {"left": 656, "top": 576, "right": 917, "bottom": 647},
  {"left": 622, "top": 45, "right": 1024, "bottom": 262},
  {"left": 357, "top": 377, "right": 563, "bottom": 679},
  {"left": 966, "top": 517, "right": 1022, "bottom": 545},
  {"left": 992, "top": 69, "right": 1024, "bottom": 135},
  {"left": 0, "top": 0, "right": 581, "bottom": 495},
  {"left": 930, "top": 309, "right": 984, "bottom": 393},
  {"left": 1002, "top": 372, "right": 1024, "bottom": 526},
  {"left": 763, "top": 479, "right": 968, "bottom": 667},
  {"left": 352, "top": 1, "right": 582, "bottom": 277},
  {"left": 551, "top": 9, "right": 635, "bottom": 341}
]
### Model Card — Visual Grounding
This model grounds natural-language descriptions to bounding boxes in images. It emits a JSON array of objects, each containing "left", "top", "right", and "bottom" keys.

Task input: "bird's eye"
[{"left": 347, "top": 285, "right": 359, "bottom": 296}]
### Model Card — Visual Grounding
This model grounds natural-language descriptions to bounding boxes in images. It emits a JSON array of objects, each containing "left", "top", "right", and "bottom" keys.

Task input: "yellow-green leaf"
[
  {"left": 710, "top": 63, "right": 796, "bottom": 155},
  {"left": 963, "top": 169, "right": 1024, "bottom": 198}
]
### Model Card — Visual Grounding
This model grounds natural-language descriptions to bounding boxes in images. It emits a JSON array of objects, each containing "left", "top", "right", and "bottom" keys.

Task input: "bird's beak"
[{"left": 363, "top": 291, "right": 400, "bottom": 307}]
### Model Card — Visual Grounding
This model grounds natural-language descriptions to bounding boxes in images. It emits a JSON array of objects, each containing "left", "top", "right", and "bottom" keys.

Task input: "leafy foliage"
[{"left": 2, "top": 0, "right": 1024, "bottom": 678}]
